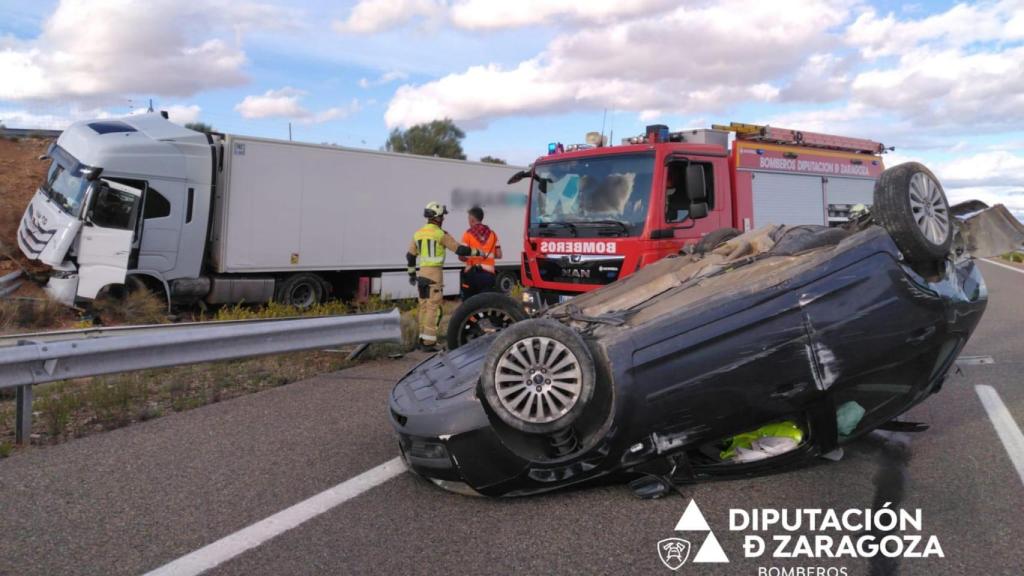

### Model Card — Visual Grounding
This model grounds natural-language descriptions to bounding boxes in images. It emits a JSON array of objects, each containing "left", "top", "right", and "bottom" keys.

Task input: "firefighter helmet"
[{"left": 424, "top": 201, "right": 448, "bottom": 219}]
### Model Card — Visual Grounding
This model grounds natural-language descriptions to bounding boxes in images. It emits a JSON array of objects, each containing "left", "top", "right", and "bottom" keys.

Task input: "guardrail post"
[{"left": 15, "top": 384, "right": 32, "bottom": 445}]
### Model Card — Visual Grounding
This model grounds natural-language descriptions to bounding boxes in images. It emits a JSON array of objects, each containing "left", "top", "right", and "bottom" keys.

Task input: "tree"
[
  {"left": 386, "top": 119, "right": 466, "bottom": 160},
  {"left": 480, "top": 156, "right": 507, "bottom": 165},
  {"left": 185, "top": 122, "right": 214, "bottom": 134}
]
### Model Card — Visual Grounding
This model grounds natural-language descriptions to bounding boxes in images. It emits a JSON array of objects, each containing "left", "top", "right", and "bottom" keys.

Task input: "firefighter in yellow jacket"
[{"left": 407, "top": 202, "right": 490, "bottom": 351}]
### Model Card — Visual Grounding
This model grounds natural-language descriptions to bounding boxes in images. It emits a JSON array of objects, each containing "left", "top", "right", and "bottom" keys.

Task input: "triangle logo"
[
  {"left": 674, "top": 499, "right": 711, "bottom": 531},
  {"left": 669, "top": 499, "right": 730, "bottom": 564},
  {"left": 692, "top": 531, "right": 729, "bottom": 563}
]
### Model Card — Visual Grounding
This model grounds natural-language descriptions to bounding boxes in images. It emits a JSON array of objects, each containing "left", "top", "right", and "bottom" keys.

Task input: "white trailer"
[{"left": 17, "top": 113, "right": 528, "bottom": 307}]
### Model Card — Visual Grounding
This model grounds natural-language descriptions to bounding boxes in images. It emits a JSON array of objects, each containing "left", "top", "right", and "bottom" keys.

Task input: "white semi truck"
[{"left": 17, "top": 113, "right": 529, "bottom": 307}]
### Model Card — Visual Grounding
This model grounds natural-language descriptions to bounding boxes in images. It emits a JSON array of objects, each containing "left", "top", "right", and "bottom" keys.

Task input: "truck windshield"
[
  {"left": 42, "top": 146, "right": 93, "bottom": 217},
  {"left": 529, "top": 152, "right": 653, "bottom": 237}
]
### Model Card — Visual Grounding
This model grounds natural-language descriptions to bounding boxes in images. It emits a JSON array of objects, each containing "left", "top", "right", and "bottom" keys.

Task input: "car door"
[{"left": 76, "top": 179, "right": 143, "bottom": 299}]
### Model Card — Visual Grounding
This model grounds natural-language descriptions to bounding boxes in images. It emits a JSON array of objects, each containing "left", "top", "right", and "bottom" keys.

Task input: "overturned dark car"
[{"left": 389, "top": 163, "right": 1024, "bottom": 497}]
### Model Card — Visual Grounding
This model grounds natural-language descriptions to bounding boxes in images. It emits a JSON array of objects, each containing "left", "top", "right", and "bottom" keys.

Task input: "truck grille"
[
  {"left": 18, "top": 203, "right": 56, "bottom": 257},
  {"left": 536, "top": 255, "right": 625, "bottom": 285}
]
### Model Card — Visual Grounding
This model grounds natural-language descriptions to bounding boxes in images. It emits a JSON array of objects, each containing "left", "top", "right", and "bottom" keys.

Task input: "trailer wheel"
[
  {"left": 873, "top": 162, "right": 952, "bottom": 263},
  {"left": 695, "top": 227, "right": 741, "bottom": 254},
  {"left": 447, "top": 292, "right": 528, "bottom": 350},
  {"left": 275, "top": 273, "right": 324, "bottom": 309},
  {"left": 480, "top": 319, "right": 596, "bottom": 435},
  {"left": 495, "top": 270, "right": 519, "bottom": 294}
]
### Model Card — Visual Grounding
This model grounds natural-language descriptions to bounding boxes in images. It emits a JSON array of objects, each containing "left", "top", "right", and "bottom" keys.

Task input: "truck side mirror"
[
  {"left": 689, "top": 202, "right": 708, "bottom": 220},
  {"left": 685, "top": 163, "right": 707, "bottom": 202},
  {"left": 507, "top": 170, "right": 529, "bottom": 185}
]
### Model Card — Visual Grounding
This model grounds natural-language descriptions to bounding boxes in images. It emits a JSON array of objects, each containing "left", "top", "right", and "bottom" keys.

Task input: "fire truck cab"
[{"left": 520, "top": 122, "right": 887, "bottom": 310}]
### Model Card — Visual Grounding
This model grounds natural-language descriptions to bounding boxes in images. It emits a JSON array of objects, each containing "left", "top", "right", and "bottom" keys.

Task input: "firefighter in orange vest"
[
  {"left": 406, "top": 201, "right": 490, "bottom": 351},
  {"left": 459, "top": 206, "right": 503, "bottom": 298}
]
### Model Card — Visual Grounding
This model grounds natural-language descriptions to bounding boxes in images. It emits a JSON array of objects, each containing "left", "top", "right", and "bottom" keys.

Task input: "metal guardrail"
[
  {"left": 1, "top": 309, "right": 403, "bottom": 444},
  {"left": 0, "top": 127, "right": 62, "bottom": 139},
  {"left": 0, "top": 270, "right": 22, "bottom": 298}
]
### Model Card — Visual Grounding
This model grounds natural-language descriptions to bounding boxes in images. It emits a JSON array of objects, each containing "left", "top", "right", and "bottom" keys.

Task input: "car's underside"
[{"left": 390, "top": 163, "right": 1024, "bottom": 498}]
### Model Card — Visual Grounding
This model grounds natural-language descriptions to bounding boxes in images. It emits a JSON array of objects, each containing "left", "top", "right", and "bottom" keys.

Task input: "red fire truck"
[{"left": 517, "top": 122, "right": 887, "bottom": 310}]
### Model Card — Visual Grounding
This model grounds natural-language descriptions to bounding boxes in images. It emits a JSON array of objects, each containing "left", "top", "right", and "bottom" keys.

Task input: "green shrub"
[
  {"left": 86, "top": 375, "right": 148, "bottom": 428},
  {"left": 212, "top": 299, "right": 351, "bottom": 321},
  {"left": 36, "top": 384, "right": 81, "bottom": 440}
]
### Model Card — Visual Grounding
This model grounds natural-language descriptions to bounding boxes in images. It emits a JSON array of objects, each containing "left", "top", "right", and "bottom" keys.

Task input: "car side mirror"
[{"left": 689, "top": 202, "right": 708, "bottom": 220}]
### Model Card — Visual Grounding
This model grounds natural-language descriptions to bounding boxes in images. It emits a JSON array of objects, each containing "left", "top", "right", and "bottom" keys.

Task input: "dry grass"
[
  {"left": 0, "top": 137, "right": 52, "bottom": 278},
  {"left": 1001, "top": 251, "right": 1024, "bottom": 264},
  {"left": 0, "top": 297, "right": 76, "bottom": 334},
  {"left": 92, "top": 288, "right": 169, "bottom": 325}
]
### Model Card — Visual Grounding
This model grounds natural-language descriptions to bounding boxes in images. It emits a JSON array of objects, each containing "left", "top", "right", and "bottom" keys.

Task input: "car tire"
[
  {"left": 480, "top": 318, "right": 596, "bottom": 435},
  {"left": 873, "top": 162, "right": 952, "bottom": 263},
  {"left": 447, "top": 292, "right": 528, "bottom": 350},
  {"left": 695, "top": 227, "right": 741, "bottom": 254},
  {"left": 275, "top": 273, "right": 325, "bottom": 309}
]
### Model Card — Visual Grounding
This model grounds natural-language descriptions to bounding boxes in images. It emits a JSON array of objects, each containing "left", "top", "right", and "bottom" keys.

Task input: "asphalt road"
[{"left": 1, "top": 260, "right": 1021, "bottom": 576}]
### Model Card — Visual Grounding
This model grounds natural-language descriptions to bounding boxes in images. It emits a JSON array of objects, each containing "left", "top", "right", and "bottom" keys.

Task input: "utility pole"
[
  {"left": 148, "top": 98, "right": 154, "bottom": 113},
  {"left": 288, "top": 122, "right": 292, "bottom": 141}
]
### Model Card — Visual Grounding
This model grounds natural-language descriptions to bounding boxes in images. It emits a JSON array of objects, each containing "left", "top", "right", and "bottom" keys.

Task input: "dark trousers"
[{"left": 460, "top": 267, "right": 496, "bottom": 299}]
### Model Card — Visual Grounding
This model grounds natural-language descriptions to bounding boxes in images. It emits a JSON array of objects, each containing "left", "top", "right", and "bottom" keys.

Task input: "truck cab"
[
  {"left": 17, "top": 114, "right": 213, "bottom": 306},
  {"left": 521, "top": 123, "right": 885, "bottom": 309}
]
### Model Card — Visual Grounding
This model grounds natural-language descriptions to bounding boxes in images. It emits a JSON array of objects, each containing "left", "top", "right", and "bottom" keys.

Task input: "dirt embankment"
[{"left": 0, "top": 137, "right": 52, "bottom": 275}]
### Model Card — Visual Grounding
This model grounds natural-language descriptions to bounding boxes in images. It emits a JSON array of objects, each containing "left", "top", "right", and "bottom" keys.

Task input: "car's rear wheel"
[
  {"left": 873, "top": 162, "right": 952, "bottom": 263},
  {"left": 447, "top": 292, "right": 528, "bottom": 350},
  {"left": 480, "top": 319, "right": 595, "bottom": 435}
]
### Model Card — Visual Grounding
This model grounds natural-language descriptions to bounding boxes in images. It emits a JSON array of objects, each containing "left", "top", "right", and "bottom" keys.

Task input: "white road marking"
[
  {"left": 958, "top": 355, "right": 995, "bottom": 365},
  {"left": 982, "top": 258, "right": 1024, "bottom": 275},
  {"left": 975, "top": 385, "right": 1024, "bottom": 487},
  {"left": 143, "top": 457, "right": 406, "bottom": 576}
]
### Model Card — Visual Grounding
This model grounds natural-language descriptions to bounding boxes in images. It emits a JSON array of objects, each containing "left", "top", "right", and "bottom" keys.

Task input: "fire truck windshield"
[{"left": 529, "top": 152, "right": 653, "bottom": 237}]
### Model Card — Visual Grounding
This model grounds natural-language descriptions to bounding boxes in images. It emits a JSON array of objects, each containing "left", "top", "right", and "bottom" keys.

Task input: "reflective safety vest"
[
  {"left": 414, "top": 223, "right": 446, "bottom": 267},
  {"left": 462, "top": 229, "right": 498, "bottom": 272}
]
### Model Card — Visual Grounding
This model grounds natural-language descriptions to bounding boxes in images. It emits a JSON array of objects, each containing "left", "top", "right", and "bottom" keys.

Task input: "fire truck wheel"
[
  {"left": 447, "top": 292, "right": 528, "bottom": 350},
  {"left": 873, "top": 162, "right": 953, "bottom": 263},
  {"left": 480, "top": 319, "right": 596, "bottom": 435},
  {"left": 695, "top": 227, "right": 741, "bottom": 254}
]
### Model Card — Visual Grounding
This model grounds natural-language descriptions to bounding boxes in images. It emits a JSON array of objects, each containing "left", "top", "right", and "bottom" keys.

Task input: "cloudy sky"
[{"left": 2, "top": 0, "right": 1023, "bottom": 210}]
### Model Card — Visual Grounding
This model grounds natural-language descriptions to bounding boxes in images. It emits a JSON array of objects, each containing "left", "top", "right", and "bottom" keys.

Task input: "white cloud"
[
  {"left": 448, "top": 0, "right": 678, "bottom": 30},
  {"left": 236, "top": 87, "right": 309, "bottom": 119},
  {"left": 236, "top": 87, "right": 359, "bottom": 123},
  {"left": 849, "top": 46, "right": 1024, "bottom": 132},
  {"left": 309, "top": 99, "right": 362, "bottom": 123},
  {"left": 845, "top": 1, "right": 1024, "bottom": 58},
  {"left": 335, "top": 0, "right": 679, "bottom": 33},
  {"left": 938, "top": 150, "right": 1024, "bottom": 188},
  {"left": 163, "top": 104, "right": 203, "bottom": 125},
  {"left": 0, "top": 103, "right": 202, "bottom": 129},
  {"left": 334, "top": 0, "right": 445, "bottom": 34},
  {"left": 357, "top": 70, "right": 409, "bottom": 89},
  {"left": 385, "top": 0, "right": 848, "bottom": 128},
  {"left": 0, "top": 0, "right": 297, "bottom": 103}
]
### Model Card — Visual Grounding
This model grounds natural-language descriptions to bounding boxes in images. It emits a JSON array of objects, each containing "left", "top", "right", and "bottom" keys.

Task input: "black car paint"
[{"left": 389, "top": 227, "right": 986, "bottom": 497}]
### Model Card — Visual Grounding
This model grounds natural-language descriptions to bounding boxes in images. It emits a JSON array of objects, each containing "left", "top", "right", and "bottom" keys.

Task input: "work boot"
[{"left": 417, "top": 340, "right": 439, "bottom": 353}]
